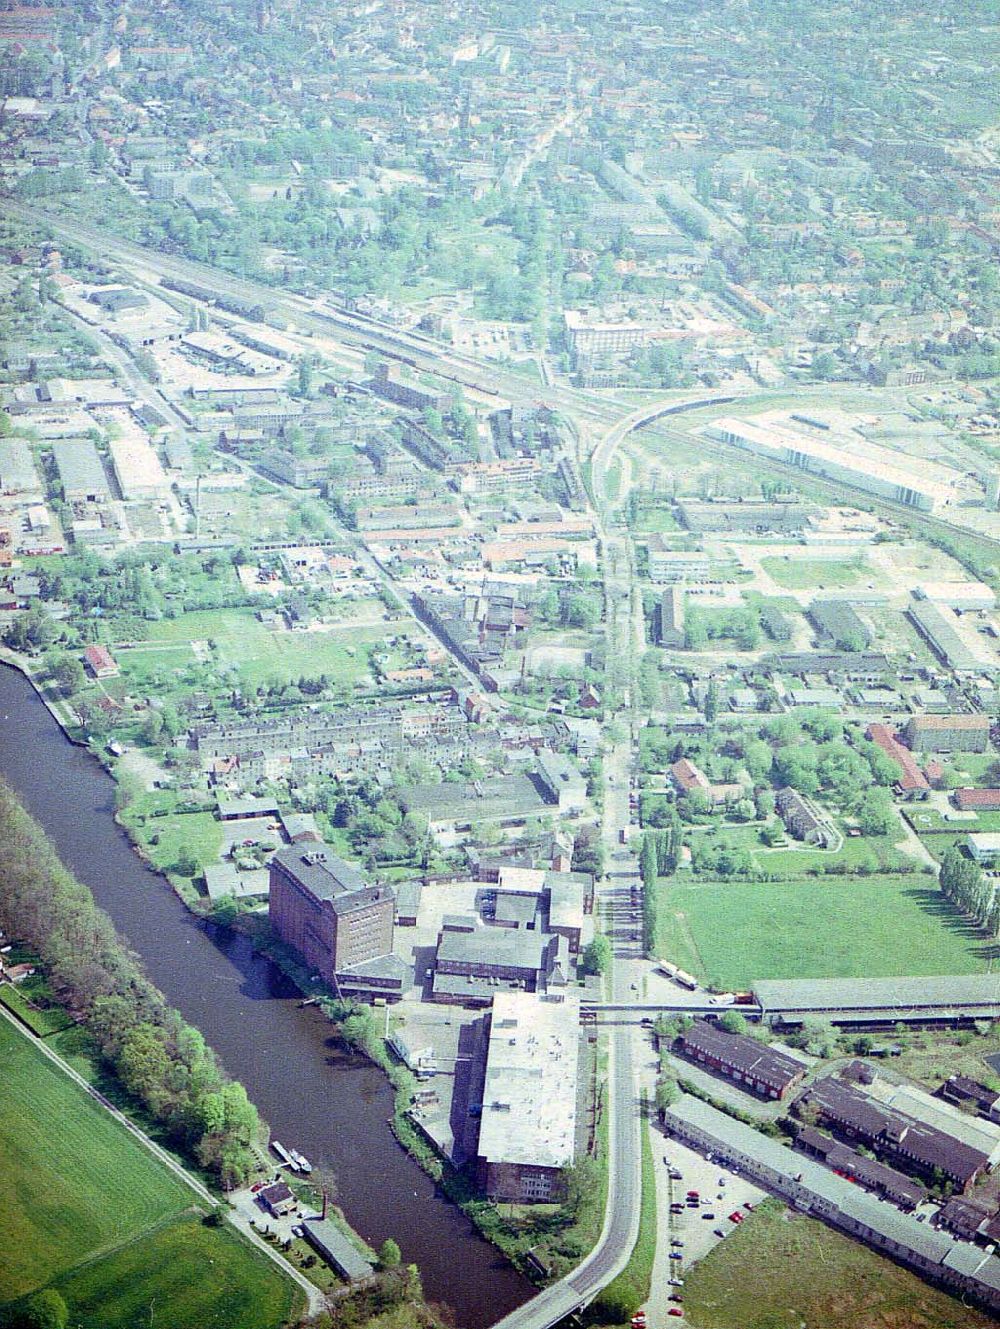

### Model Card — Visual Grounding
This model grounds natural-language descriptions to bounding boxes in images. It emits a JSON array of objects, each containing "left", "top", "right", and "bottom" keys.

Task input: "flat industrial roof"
[
  {"left": 400, "top": 773, "right": 552, "bottom": 824},
  {"left": 712, "top": 414, "right": 960, "bottom": 503},
  {"left": 755, "top": 975, "right": 1000, "bottom": 1013},
  {"left": 477, "top": 991, "right": 580, "bottom": 1171}
]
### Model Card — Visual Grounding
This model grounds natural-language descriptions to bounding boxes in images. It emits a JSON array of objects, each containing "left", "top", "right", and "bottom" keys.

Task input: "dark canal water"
[{"left": 0, "top": 663, "right": 532, "bottom": 1327}]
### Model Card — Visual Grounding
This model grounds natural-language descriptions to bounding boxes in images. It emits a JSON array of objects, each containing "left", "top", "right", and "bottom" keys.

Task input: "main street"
[{"left": 492, "top": 458, "right": 646, "bottom": 1329}]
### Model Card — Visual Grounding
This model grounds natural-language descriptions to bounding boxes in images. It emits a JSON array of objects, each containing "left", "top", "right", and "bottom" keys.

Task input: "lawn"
[
  {"left": 682, "top": 1198, "right": 996, "bottom": 1329},
  {"left": 0, "top": 1017, "right": 301, "bottom": 1327},
  {"left": 126, "top": 608, "right": 384, "bottom": 689},
  {"left": 48, "top": 1214, "right": 301, "bottom": 1329},
  {"left": 686, "top": 822, "right": 911, "bottom": 874},
  {"left": 631, "top": 505, "right": 681, "bottom": 535},
  {"left": 0, "top": 983, "right": 74, "bottom": 1037},
  {"left": 760, "top": 556, "right": 867, "bottom": 590},
  {"left": 131, "top": 810, "right": 225, "bottom": 876},
  {"left": 0, "top": 1015, "right": 192, "bottom": 1301},
  {"left": 652, "top": 873, "right": 994, "bottom": 990},
  {"left": 604, "top": 457, "right": 623, "bottom": 503}
]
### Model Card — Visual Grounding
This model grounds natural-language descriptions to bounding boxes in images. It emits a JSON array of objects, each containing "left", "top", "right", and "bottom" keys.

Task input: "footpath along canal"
[{"left": 0, "top": 662, "right": 532, "bottom": 1328}]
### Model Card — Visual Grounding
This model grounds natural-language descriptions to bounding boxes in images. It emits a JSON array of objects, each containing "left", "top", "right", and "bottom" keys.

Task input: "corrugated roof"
[{"left": 755, "top": 975, "right": 1000, "bottom": 1014}]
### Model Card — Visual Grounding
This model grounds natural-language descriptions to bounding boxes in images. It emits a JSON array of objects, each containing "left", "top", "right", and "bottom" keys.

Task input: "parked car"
[
  {"left": 668, "top": 1310, "right": 683, "bottom": 1318},
  {"left": 669, "top": 1251, "right": 684, "bottom": 1261},
  {"left": 702, "top": 1212, "right": 716, "bottom": 1220},
  {"left": 729, "top": 1211, "right": 744, "bottom": 1224}
]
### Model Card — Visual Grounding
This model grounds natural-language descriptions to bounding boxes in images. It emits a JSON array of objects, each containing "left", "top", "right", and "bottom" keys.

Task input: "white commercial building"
[
  {"left": 708, "top": 414, "right": 964, "bottom": 515},
  {"left": 108, "top": 435, "right": 171, "bottom": 501},
  {"left": 968, "top": 834, "right": 1000, "bottom": 867},
  {"left": 476, "top": 991, "right": 580, "bottom": 1202}
]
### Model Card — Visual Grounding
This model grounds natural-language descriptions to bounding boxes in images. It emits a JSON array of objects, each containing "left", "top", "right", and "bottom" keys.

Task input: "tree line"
[
  {"left": 640, "top": 816, "right": 681, "bottom": 951},
  {"left": 0, "top": 780, "right": 262, "bottom": 1186},
  {"left": 939, "top": 846, "right": 999, "bottom": 935}
]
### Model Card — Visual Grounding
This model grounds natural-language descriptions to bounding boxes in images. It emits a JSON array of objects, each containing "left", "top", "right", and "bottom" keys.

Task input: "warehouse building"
[
  {"left": 675, "top": 1019, "right": 806, "bottom": 1099},
  {"left": 658, "top": 585, "right": 686, "bottom": 647},
  {"left": 268, "top": 846, "right": 400, "bottom": 999},
  {"left": 708, "top": 415, "right": 962, "bottom": 515},
  {"left": 52, "top": 439, "right": 111, "bottom": 502},
  {"left": 108, "top": 435, "right": 171, "bottom": 501},
  {"left": 906, "top": 598, "right": 994, "bottom": 675},
  {"left": 431, "top": 925, "right": 571, "bottom": 1004},
  {"left": 798, "top": 1076, "right": 991, "bottom": 1191},
  {"left": 754, "top": 975, "right": 1000, "bottom": 1027},
  {"left": 793, "top": 1125, "right": 927, "bottom": 1208},
  {"left": 808, "top": 598, "right": 871, "bottom": 650},
  {"left": 0, "top": 437, "right": 42, "bottom": 496},
  {"left": 476, "top": 991, "right": 580, "bottom": 1202},
  {"left": 904, "top": 714, "right": 991, "bottom": 754},
  {"left": 675, "top": 499, "right": 816, "bottom": 535}
]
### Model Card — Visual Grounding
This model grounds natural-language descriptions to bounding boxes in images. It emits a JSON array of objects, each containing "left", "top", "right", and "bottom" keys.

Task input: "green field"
[
  {"left": 0, "top": 1016, "right": 299, "bottom": 1326},
  {"left": 652, "top": 873, "right": 993, "bottom": 989},
  {"left": 128, "top": 809, "right": 225, "bottom": 877},
  {"left": 760, "top": 556, "right": 867, "bottom": 590},
  {"left": 0, "top": 1016, "right": 193, "bottom": 1301},
  {"left": 117, "top": 608, "right": 388, "bottom": 689},
  {"left": 682, "top": 1199, "right": 996, "bottom": 1329},
  {"left": 49, "top": 1214, "right": 298, "bottom": 1329}
]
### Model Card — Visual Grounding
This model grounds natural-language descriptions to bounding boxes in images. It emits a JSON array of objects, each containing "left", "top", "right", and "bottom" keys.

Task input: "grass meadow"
[
  {"left": 682, "top": 1199, "right": 996, "bottom": 1329},
  {"left": 652, "top": 872, "right": 995, "bottom": 990},
  {"left": 0, "top": 1016, "right": 300, "bottom": 1326}
]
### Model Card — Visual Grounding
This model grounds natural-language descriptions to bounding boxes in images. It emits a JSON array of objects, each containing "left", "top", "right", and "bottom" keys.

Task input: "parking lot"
[{"left": 648, "top": 1129, "right": 767, "bottom": 1324}]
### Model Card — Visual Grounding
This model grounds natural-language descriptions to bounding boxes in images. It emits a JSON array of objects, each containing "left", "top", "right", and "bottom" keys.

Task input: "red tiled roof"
[
  {"left": 955, "top": 788, "right": 1000, "bottom": 811},
  {"left": 867, "top": 724, "right": 929, "bottom": 791}
]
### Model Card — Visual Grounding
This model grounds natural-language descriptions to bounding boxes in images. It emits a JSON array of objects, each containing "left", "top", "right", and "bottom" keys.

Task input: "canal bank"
[{"left": 0, "top": 662, "right": 533, "bottom": 1329}]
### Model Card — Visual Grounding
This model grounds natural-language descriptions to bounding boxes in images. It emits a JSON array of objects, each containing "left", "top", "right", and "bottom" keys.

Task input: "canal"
[{"left": 0, "top": 663, "right": 533, "bottom": 1327}]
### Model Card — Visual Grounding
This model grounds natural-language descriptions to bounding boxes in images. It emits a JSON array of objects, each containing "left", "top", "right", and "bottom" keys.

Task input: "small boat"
[{"left": 290, "top": 1149, "right": 312, "bottom": 1174}]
